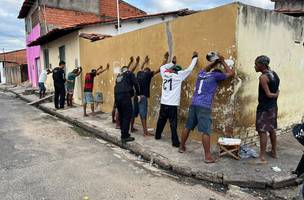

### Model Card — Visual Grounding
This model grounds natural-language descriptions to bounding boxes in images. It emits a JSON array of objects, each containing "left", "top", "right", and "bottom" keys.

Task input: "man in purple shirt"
[{"left": 179, "top": 53, "right": 235, "bottom": 164}]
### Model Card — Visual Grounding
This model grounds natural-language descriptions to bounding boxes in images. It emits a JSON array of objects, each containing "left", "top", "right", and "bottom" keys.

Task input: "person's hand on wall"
[
  {"left": 172, "top": 56, "right": 177, "bottom": 65},
  {"left": 144, "top": 56, "right": 149, "bottom": 64},
  {"left": 218, "top": 53, "right": 225, "bottom": 63},
  {"left": 193, "top": 51, "right": 198, "bottom": 58},
  {"left": 130, "top": 56, "right": 134, "bottom": 63},
  {"left": 164, "top": 52, "right": 169, "bottom": 60},
  {"left": 106, "top": 63, "right": 110, "bottom": 70},
  {"left": 136, "top": 56, "right": 140, "bottom": 63}
]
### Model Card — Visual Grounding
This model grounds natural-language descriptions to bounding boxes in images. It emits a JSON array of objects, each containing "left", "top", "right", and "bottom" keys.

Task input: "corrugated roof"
[{"left": 0, "top": 49, "right": 27, "bottom": 65}]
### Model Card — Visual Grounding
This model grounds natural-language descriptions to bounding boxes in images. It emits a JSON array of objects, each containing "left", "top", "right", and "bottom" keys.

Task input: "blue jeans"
[
  {"left": 138, "top": 96, "right": 148, "bottom": 119},
  {"left": 38, "top": 82, "right": 46, "bottom": 97}
]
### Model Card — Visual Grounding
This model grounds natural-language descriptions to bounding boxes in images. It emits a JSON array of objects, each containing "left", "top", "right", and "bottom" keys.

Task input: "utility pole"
[{"left": 116, "top": 0, "right": 120, "bottom": 34}]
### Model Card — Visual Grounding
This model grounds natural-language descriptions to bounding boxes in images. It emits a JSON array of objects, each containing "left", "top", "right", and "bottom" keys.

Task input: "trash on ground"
[
  {"left": 271, "top": 166, "right": 282, "bottom": 172},
  {"left": 240, "top": 145, "right": 258, "bottom": 159}
]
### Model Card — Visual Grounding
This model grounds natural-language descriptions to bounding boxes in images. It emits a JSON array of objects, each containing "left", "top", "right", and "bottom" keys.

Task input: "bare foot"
[
  {"left": 178, "top": 146, "right": 186, "bottom": 153},
  {"left": 91, "top": 112, "right": 96, "bottom": 116},
  {"left": 143, "top": 132, "right": 153, "bottom": 137},
  {"left": 250, "top": 158, "right": 268, "bottom": 165},
  {"left": 267, "top": 151, "right": 278, "bottom": 159},
  {"left": 131, "top": 128, "right": 138, "bottom": 132}
]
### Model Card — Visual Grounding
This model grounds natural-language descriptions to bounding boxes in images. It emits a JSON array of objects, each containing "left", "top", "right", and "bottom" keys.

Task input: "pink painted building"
[{"left": 26, "top": 25, "right": 41, "bottom": 87}]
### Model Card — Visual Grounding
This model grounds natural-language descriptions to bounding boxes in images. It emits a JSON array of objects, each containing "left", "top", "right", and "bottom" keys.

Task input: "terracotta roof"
[
  {"left": 0, "top": 49, "right": 27, "bottom": 65},
  {"left": 100, "top": 0, "right": 146, "bottom": 19},
  {"left": 28, "top": 25, "right": 83, "bottom": 47},
  {"left": 27, "top": 9, "right": 194, "bottom": 47},
  {"left": 41, "top": 6, "right": 102, "bottom": 29},
  {"left": 18, "top": 0, "right": 35, "bottom": 19}
]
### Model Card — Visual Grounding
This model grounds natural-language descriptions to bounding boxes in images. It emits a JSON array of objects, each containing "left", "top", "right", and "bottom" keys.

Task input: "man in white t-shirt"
[
  {"left": 155, "top": 52, "right": 198, "bottom": 147},
  {"left": 38, "top": 69, "right": 52, "bottom": 98}
]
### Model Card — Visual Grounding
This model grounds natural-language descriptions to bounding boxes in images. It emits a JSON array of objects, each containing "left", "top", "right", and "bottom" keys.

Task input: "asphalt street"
[{"left": 0, "top": 92, "right": 233, "bottom": 200}]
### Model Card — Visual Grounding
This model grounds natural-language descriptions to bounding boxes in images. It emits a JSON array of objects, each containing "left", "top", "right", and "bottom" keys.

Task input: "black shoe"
[
  {"left": 172, "top": 143, "right": 180, "bottom": 148},
  {"left": 122, "top": 137, "right": 135, "bottom": 143},
  {"left": 155, "top": 135, "right": 162, "bottom": 140}
]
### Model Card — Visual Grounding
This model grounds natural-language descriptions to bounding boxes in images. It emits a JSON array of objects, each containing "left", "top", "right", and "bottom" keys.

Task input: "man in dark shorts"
[
  {"left": 178, "top": 53, "right": 235, "bottom": 163},
  {"left": 136, "top": 54, "right": 166, "bottom": 136},
  {"left": 83, "top": 64, "right": 109, "bottom": 117},
  {"left": 254, "top": 55, "right": 280, "bottom": 164}
]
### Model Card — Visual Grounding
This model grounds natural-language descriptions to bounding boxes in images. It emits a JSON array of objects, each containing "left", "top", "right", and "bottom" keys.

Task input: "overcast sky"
[{"left": 0, "top": 0, "right": 274, "bottom": 52}]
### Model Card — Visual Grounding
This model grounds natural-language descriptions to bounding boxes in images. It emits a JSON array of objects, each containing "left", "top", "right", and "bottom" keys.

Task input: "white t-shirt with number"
[{"left": 160, "top": 57, "right": 198, "bottom": 106}]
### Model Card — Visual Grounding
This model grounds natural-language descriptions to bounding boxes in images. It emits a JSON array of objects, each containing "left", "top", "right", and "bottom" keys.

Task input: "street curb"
[{"left": 3, "top": 88, "right": 299, "bottom": 189}]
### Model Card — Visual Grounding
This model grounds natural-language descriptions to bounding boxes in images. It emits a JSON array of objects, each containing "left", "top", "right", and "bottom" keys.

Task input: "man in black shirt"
[
  {"left": 114, "top": 64, "right": 140, "bottom": 143},
  {"left": 254, "top": 55, "right": 280, "bottom": 164},
  {"left": 52, "top": 61, "right": 66, "bottom": 109},
  {"left": 136, "top": 54, "right": 168, "bottom": 136}
]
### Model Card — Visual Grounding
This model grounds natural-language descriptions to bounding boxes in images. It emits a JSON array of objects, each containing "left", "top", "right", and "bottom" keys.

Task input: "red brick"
[{"left": 41, "top": 7, "right": 101, "bottom": 29}]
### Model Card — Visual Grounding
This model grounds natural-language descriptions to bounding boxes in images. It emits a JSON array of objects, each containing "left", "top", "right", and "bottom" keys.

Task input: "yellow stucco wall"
[
  {"left": 42, "top": 31, "right": 83, "bottom": 104},
  {"left": 79, "top": 4, "right": 238, "bottom": 142},
  {"left": 236, "top": 4, "right": 304, "bottom": 138}
]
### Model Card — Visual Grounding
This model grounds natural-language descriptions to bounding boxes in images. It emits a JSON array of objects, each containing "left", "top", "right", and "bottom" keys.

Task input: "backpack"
[{"left": 293, "top": 123, "right": 304, "bottom": 146}]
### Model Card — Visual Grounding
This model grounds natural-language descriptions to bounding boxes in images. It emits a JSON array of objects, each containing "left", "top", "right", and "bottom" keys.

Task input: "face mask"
[{"left": 121, "top": 67, "right": 128, "bottom": 73}]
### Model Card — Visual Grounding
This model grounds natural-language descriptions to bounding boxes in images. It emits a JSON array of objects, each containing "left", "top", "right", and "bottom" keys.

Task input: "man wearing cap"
[
  {"left": 155, "top": 52, "right": 198, "bottom": 147},
  {"left": 83, "top": 65, "right": 109, "bottom": 117},
  {"left": 254, "top": 55, "right": 280, "bottom": 164},
  {"left": 114, "top": 63, "right": 140, "bottom": 143},
  {"left": 178, "top": 52, "right": 235, "bottom": 163}
]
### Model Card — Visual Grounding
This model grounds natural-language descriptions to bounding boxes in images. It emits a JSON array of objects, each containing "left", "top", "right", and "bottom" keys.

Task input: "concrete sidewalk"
[{"left": 1, "top": 84, "right": 303, "bottom": 190}]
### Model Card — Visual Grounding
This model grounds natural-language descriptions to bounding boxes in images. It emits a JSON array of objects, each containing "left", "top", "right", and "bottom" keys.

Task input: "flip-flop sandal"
[{"left": 204, "top": 159, "right": 218, "bottom": 164}]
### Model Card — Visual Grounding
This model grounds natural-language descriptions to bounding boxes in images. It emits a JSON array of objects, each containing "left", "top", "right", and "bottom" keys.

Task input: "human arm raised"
[
  {"left": 160, "top": 52, "right": 172, "bottom": 76},
  {"left": 76, "top": 66, "right": 82, "bottom": 76},
  {"left": 130, "top": 56, "right": 140, "bottom": 73},
  {"left": 97, "top": 64, "right": 110, "bottom": 76},
  {"left": 178, "top": 51, "right": 198, "bottom": 80},
  {"left": 218, "top": 54, "right": 235, "bottom": 78}
]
